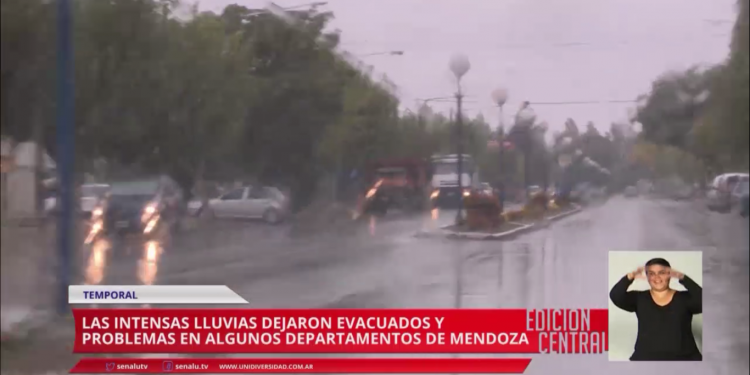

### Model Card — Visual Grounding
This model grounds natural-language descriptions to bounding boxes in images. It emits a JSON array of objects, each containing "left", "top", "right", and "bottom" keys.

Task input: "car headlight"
[
  {"left": 142, "top": 203, "right": 158, "bottom": 223},
  {"left": 144, "top": 204, "right": 157, "bottom": 215}
]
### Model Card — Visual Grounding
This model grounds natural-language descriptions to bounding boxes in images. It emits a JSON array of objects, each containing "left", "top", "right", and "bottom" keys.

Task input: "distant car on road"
[
  {"left": 44, "top": 183, "right": 110, "bottom": 217},
  {"left": 204, "top": 186, "right": 289, "bottom": 224},
  {"left": 101, "top": 176, "right": 185, "bottom": 236},
  {"left": 707, "top": 173, "right": 749, "bottom": 212},
  {"left": 80, "top": 184, "right": 110, "bottom": 217},
  {"left": 624, "top": 186, "right": 638, "bottom": 197}
]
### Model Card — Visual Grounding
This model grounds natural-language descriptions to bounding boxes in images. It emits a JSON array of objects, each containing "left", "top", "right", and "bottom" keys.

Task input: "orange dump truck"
[{"left": 356, "top": 158, "right": 431, "bottom": 216}]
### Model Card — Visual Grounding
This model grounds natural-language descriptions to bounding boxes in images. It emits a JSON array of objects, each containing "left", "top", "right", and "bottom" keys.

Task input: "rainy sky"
[{"left": 200, "top": 0, "right": 737, "bottom": 132}]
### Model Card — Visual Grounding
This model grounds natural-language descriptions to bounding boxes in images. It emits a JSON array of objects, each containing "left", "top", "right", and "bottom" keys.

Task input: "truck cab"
[
  {"left": 430, "top": 154, "right": 478, "bottom": 207},
  {"left": 357, "top": 158, "right": 430, "bottom": 216}
]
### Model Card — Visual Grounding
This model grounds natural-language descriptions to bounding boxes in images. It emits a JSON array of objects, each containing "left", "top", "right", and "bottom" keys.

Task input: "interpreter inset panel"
[{"left": 608, "top": 251, "right": 703, "bottom": 361}]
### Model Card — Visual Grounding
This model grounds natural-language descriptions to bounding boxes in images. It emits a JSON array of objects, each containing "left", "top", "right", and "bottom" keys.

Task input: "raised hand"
[
  {"left": 627, "top": 266, "right": 645, "bottom": 280},
  {"left": 670, "top": 269, "right": 685, "bottom": 280}
]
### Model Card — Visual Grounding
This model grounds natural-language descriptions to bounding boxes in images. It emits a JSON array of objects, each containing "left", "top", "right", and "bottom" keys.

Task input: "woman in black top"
[{"left": 609, "top": 258, "right": 702, "bottom": 361}]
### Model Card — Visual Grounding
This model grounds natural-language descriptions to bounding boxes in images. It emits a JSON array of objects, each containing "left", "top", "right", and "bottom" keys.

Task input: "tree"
[
  {"left": 636, "top": 0, "right": 749, "bottom": 172},
  {"left": 636, "top": 68, "right": 715, "bottom": 150},
  {"left": 693, "top": 0, "right": 749, "bottom": 170},
  {"left": 4, "top": 0, "right": 521, "bottom": 211}
]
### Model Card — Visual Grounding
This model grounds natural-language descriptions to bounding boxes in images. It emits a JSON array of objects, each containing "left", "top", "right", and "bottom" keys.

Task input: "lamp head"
[{"left": 449, "top": 54, "right": 471, "bottom": 79}]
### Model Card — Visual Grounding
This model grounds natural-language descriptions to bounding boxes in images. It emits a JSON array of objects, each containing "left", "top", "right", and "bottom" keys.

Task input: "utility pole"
[
  {"left": 56, "top": 0, "right": 75, "bottom": 315},
  {"left": 455, "top": 92, "right": 464, "bottom": 224},
  {"left": 525, "top": 134, "right": 531, "bottom": 201},
  {"left": 491, "top": 88, "right": 508, "bottom": 212},
  {"left": 496, "top": 107, "right": 506, "bottom": 211}
]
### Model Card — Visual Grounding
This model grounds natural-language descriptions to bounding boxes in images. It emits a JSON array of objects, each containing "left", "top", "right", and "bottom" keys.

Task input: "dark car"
[{"left": 101, "top": 176, "right": 185, "bottom": 236}]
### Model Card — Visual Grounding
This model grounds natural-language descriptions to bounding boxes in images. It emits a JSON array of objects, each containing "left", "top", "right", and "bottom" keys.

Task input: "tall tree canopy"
[
  {"left": 636, "top": 0, "right": 749, "bottom": 173},
  {"left": 0, "top": 0, "right": 448, "bottom": 208}
]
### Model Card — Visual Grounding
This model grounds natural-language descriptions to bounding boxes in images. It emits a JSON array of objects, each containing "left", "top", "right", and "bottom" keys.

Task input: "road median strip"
[{"left": 415, "top": 204, "right": 582, "bottom": 241}]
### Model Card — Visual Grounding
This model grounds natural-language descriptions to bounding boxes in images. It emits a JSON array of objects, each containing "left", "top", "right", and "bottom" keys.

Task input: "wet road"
[{"left": 2, "top": 196, "right": 748, "bottom": 374}]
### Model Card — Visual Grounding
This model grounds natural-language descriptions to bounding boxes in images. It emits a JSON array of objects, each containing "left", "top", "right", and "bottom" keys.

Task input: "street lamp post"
[
  {"left": 56, "top": 0, "right": 75, "bottom": 315},
  {"left": 449, "top": 54, "right": 470, "bottom": 225},
  {"left": 491, "top": 88, "right": 508, "bottom": 211},
  {"left": 515, "top": 103, "right": 536, "bottom": 201}
]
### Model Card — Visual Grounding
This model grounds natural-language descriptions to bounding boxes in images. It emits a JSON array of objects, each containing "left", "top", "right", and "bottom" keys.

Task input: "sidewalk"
[
  {"left": 0, "top": 221, "right": 86, "bottom": 374},
  {"left": 0, "top": 222, "right": 58, "bottom": 337}
]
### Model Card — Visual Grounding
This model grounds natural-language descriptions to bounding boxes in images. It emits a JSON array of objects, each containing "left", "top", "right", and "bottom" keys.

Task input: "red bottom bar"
[{"left": 70, "top": 358, "right": 532, "bottom": 373}]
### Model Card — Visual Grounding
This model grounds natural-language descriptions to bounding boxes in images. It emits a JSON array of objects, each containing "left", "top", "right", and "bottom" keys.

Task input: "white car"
[
  {"left": 204, "top": 186, "right": 289, "bottom": 224},
  {"left": 45, "top": 183, "right": 110, "bottom": 216},
  {"left": 707, "top": 173, "right": 749, "bottom": 212}
]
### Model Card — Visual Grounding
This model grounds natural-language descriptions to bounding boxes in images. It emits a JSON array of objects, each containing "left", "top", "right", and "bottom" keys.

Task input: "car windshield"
[
  {"left": 108, "top": 194, "right": 153, "bottom": 204},
  {"left": 109, "top": 181, "right": 158, "bottom": 196},
  {"left": 434, "top": 162, "right": 473, "bottom": 175}
]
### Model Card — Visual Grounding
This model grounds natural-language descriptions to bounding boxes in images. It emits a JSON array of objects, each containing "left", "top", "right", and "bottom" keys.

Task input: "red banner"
[
  {"left": 69, "top": 358, "right": 533, "bottom": 373},
  {"left": 73, "top": 309, "right": 608, "bottom": 354}
]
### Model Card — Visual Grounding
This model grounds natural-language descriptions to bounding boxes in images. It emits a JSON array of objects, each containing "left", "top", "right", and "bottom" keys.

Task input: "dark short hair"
[{"left": 645, "top": 258, "right": 671, "bottom": 268}]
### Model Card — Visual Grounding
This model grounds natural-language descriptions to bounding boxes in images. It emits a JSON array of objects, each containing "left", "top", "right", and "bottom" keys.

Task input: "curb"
[
  {"left": 414, "top": 204, "right": 582, "bottom": 241},
  {"left": 546, "top": 205, "right": 582, "bottom": 222}
]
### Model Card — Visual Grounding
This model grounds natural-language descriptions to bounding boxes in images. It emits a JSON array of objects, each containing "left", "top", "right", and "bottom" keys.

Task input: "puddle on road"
[{"left": 84, "top": 238, "right": 109, "bottom": 285}]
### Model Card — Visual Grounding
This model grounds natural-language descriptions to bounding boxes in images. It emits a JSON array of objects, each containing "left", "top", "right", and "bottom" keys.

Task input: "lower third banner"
[{"left": 69, "top": 358, "right": 533, "bottom": 373}]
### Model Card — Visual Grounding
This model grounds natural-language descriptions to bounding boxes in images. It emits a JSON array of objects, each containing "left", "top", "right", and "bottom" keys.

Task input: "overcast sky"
[{"left": 200, "top": 0, "right": 736, "bottom": 132}]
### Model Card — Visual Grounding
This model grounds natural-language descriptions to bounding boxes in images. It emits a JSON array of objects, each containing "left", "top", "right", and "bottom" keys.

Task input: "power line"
[
  {"left": 339, "top": 34, "right": 731, "bottom": 51},
  {"left": 530, "top": 100, "right": 637, "bottom": 105}
]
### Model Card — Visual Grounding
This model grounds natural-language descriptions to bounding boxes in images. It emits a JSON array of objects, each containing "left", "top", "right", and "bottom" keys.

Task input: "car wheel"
[{"left": 263, "top": 208, "right": 281, "bottom": 225}]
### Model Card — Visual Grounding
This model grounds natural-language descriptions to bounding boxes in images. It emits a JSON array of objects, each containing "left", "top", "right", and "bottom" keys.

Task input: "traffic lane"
[
  {"left": 683, "top": 200, "right": 749, "bottom": 373},
  {"left": 79, "top": 202, "right": 544, "bottom": 307},
  {"left": 292, "top": 197, "right": 746, "bottom": 374},
  {"left": 76, "top": 218, "right": 293, "bottom": 286},
  {"left": 473, "top": 196, "right": 747, "bottom": 375},
  {"left": 75, "top": 207, "right": 434, "bottom": 290},
  {"left": 220, "top": 204, "right": 525, "bottom": 310},
  {"left": 74, "top": 201, "right": 516, "bottom": 288}
]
